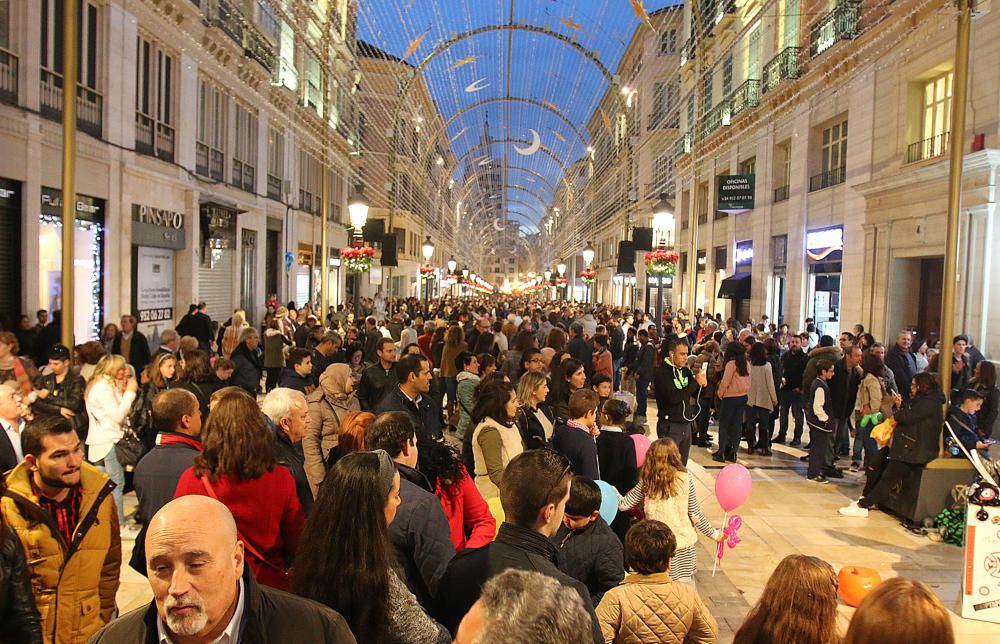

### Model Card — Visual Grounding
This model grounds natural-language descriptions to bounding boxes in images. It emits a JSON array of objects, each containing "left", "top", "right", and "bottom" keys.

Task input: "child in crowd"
[
  {"left": 596, "top": 399, "right": 639, "bottom": 542},
  {"left": 947, "top": 389, "right": 989, "bottom": 458},
  {"left": 552, "top": 389, "right": 601, "bottom": 480},
  {"left": 733, "top": 555, "right": 840, "bottom": 644},
  {"left": 844, "top": 577, "right": 954, "bottom": 644},
  {"left": 619, "top": 438, "right": 722, "bottom": 584},
  {"left": 551, "top": 477, "right": 625, "bottom": 606},
  {"left": 214, "top": 358, "right": 236, "bottom": 385},
  {"left": 805, "top": 359, "right": 836, "bottom": 483},
  {"left": 597, "top": 520, "right": 718, "bottom": 644},
  {"left": 591, "top": 373, "right": 614, "bottom": 407}
]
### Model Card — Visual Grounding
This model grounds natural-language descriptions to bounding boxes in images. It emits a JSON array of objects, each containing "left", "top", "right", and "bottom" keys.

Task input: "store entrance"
[
  {"left": 808, "top": 270, "right": 842, "bottom": 338},
  {"left": 917, "top": 257, "right": 944, "bottom": 342}
]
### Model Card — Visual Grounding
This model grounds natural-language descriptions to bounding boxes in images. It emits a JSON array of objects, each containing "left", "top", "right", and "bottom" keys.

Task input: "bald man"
[{"left": 91, "top": 496, "right": 356, "bottom": 643}]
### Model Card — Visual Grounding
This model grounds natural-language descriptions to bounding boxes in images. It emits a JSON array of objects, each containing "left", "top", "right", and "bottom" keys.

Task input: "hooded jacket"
[
  {"left": 231, "top": 342, "right": 264, "bottom": 396},
  {"left": 801, "top": 346, "right": 842, "bottom": 392},
  {"left": 1, "top": 462, "right": 120, "bottom": 644},
  {"left": 454, "top": 370, "right": 480, "bottom": 439},
  {"left": 890, "top": 391, "right": 946, "bottom": 465},
  {"left": 304, "top": 364, "right": 361, "bottom": 496}
]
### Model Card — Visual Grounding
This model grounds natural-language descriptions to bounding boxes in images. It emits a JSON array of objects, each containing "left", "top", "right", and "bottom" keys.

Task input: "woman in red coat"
[
  {"left": 174, "top": 390, "right": 304, "bottom": 590},
  {"left": 417, "top": 439, "right": 495, "bottom": 551}
]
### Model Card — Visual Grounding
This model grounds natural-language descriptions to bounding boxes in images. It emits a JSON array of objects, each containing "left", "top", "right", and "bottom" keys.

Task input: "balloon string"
[{"left": 712, "top": 511, "right": 728, "bottom": 577}]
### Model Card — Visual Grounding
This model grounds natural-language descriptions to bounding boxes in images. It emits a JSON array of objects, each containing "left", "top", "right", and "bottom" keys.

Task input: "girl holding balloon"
[{"left": 619, "top": 438, "right": 724, "bottom": 585}]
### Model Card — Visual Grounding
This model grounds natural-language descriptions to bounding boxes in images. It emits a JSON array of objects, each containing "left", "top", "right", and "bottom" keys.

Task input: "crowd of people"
[{"left": 0, "top": 293, "right": 984, "bottom": 643}]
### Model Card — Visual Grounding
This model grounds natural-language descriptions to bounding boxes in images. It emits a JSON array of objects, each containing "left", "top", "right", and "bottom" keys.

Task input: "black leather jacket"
[
  {"left": 0, "top": 525, "right": 42, "bottom": 643},
  {"left": 31, "top": 370, "right": 86, "bottom": 419}
]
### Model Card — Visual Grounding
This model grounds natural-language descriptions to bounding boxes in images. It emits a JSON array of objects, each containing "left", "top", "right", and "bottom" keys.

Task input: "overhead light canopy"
[
  {"left": 347, "top": 187, "right": 369, "bottom": 231},
  {"left": 421, "top": 236, "right": 435, "bottom": 262},
  {"left": 582, "top": 241, "right": 596, "bottom": 266},
  {"left": 447, "top": 256, "right": 458, "bottom": 273}
]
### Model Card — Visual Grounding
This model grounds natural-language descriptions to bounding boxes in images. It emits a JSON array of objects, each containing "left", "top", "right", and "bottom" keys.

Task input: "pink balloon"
[
  {"left": 631, "top": 434, "right": 651, "bottom": 468},
  {"left": 715, "top": 463, "right": 752, "bottom": 512}
]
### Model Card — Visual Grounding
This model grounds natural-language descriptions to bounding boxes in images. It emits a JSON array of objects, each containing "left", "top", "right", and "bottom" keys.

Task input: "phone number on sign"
[{"left": 138, "top": 308, "right": 173, "bottom": 323}]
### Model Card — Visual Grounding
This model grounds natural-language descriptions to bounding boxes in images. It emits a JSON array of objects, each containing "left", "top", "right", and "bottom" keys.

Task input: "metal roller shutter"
[
  {"left": 198, "top": 249, "right": 235, "bottom": 321},
  {"left": 0, "top": 206, "right": 20, "bottom": 324}
]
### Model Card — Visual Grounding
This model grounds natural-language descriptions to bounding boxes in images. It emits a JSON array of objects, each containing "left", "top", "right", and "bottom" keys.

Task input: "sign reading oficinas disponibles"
[
  {"left": 717, "top": 174, "right": 755, "bottom": 212},
  {"left": 132, "top": 204, "right": 186, "bottom": 250}
]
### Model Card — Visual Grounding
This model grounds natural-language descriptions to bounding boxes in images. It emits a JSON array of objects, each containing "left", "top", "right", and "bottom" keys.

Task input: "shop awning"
[{"left": 717, "top": 273, "right": 752, "bottom": 300}]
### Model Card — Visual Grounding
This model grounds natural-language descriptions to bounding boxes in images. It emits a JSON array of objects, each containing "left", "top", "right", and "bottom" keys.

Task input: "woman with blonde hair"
[
  {"left": 844, "top": 577, "right": 953, "bottom": 644},
  {"left": 84, "top": 353, "right": 139, "bottom": 527},
  {"left": 619, "top": 438, "right": 722, "bottom": 584},
  {"left": 514, "top": 371, "right": 554, "bottom": 449},
  {"left": 733, "top": 554, "right": 840, "bottom": 644},
  {"left": 221, "top": 309, "right": 248, "bottom": 358}
]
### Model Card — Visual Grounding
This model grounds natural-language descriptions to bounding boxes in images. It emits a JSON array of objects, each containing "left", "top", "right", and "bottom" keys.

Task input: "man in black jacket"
[
  {"left": 262, "top": 387, "right": 314, "bottom": 515},
  {"left": 633, "top": 329, "right": 656, "bottom": 422},
  {"left": 131, "top": 389, "right": 203, "bottom": 575},
  {"left": 365, "top": 412, "right": 454, "bottom": 612},
  {"left": 91, "top": 496, "right": 356, "bottom": 643},
  {"left": 358, "top": 337, "right": 397, "bottom": 410},
  {"left": 29, "top": 344, "right": 86, "bottom": 433},
  {"left": 278, "top": 348, "right": 314, "bottom": 394},
  {"left": 112, "top": 314, "right": 151, "bottom": 376},
  {"left": 826, "top": 346, "right": 862, "bottom": 479},
  {"left": 652, "top": 337, "right": 707, "bottom": 464},
  {"left": 434, "top": 449, "right": 603, "bottom": 644},
  {"left": 885, "top": 331, "right": 918, "bottom": 401},
  {"left": 374, "top": 354, "right": 444, "bottom": 443},
  {"left": 776, "top": 335, "right": 808, "bottom": 445},
  {"left": 567, "top": 322, "right": 594, "bottom": 377},
  {"left": 608, "top": 318, "right": 626, "bottom": 391},
  {"left": 188, "top": 302, "right": 215, "bottom": 351}
]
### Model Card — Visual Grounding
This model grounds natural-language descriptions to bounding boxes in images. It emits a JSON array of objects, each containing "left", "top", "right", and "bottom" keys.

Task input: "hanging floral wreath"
[
  {"left": 555, "top": 277, "right": 568, "bottom": 286},
  {"left": 645, "top": 249, "right": 679, "bottom": 276},
  {"left": 341, "top": 245, "right": 375, "bottom": 273},
  {"left": 578, "top": 268, "right": 597, "bottom": 286},
  {"left": 420, "top": 265, "right": 436, "bottom": 280}
]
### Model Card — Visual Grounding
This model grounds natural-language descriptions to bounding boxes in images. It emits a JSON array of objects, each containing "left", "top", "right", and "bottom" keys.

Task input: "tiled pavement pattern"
[{"left": 114, "top": 401, "right": 1000, "bottom": 641}]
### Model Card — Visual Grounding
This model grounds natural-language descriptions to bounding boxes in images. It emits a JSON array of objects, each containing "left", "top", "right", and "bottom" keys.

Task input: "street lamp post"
[
  {"left": 461, "top": 266, "right": 470, "bottom": 298},
  {"left": 651, "top": 194, "right": 675, "bottom": 332},
  {"left": 421, "top": 236, "right": 435, "bottom": 308},
  {"left": 347, "top": 187, "right": 369, "bottom": 319},
  {"left": 557, "top": 260, "right": 566, "bottom": 303}
]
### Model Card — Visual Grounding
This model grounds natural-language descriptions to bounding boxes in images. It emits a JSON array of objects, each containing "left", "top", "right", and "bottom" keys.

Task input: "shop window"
[
  {"left": 135, "top": 35, "right": 175, "bottom": 162},
  {"left": 267, "top": 126, "right": 284, "bottom": 200},
  {"left": 196, "top": 79, "right": 227, "bottom": 181},
  {"left": 232, "top": 102, "right": 258, "bottom": 193}
]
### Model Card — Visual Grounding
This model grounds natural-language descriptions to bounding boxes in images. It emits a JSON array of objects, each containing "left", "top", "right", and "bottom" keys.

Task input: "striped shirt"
[{"left": 31, "top": 478, "right": 83, "bottom": 547}]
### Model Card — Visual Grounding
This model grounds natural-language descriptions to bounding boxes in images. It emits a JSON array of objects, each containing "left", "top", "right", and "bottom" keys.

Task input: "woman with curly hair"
[
  {"left": 418, "top": 438, "right": 496, "bottom": 551},
  {"left": 734, "top": 555, "right": 841, "bottom": 644},
  {"left": 292, "top": 451, "right": 450, "bottom": 643},
  {"left": 174, "top": 389, "right": 303, "bottom": 590},
  {"left": 619, "top": 438, "right": 723, "bottom": 584}
]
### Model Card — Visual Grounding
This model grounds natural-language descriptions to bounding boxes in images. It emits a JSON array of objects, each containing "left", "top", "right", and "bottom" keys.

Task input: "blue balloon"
[{"left": 595, "top": 480, "right": 620, "bottom": 525}]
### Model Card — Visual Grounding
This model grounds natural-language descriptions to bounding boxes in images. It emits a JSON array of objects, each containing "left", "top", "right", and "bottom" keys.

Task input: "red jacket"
[
  {"left": 434, "top": 466, "right": 496, "bottom": 551},
  {"left": 174, "top": 466, "right": 304, "bottom": 590},
  {"left": 418, "top": 333, "right": 434, "bottom": 361}
]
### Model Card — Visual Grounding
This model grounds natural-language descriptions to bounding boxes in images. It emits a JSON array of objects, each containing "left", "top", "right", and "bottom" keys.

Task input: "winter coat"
[
  {"left": 885, "top": 343, "right": 919, "bottom": 399},
  {"left": 515, "top": 403, "right": 555, "bottom": 450},
  {"left": 272, "top": 424, "right": 314, "bottom": 516},
  {"left": 375, "top": 387, "right": 445, "bottom": 444},
  {"left": 801, "top": 346, "right": 842, "bottom": 392},
  {"left": 454, "top": 371, "right": 480, "bottom": 439},
  {"left": 278, "top": 368, "right": 313, "bottom": 394},
  {"left": 596, "top": 572, "right": 718, "bottom": 644},
  {"left": 552, "top": 421, "right": 600, "bottom": 481},
  {"left": 440, "top": 342, "right": 467, "bottom": 379},
  {"left": 263, "top": 328, "right": 291, "bottom": 369},
  {"left": 653, "top": 364, "right": 701, "bottom": 423},
  {"left": 471, "top": 417, "right": 525, "bottom": 499},
  {"left": 304, "top": 367, "right": 361, "bottom": 496},
  {"left": 975, "top": 382, "right": 1000, "bottom": 439},
  {"left": 111, "top": 331, "right": 151, "bottom": 376},
  {"left": 552, "top": 518, "right": 625, "bottom": 606},
  {"left": 89, "top": 565, "right": 357, "bottom": 644},
  {"left": 747, "top": 363, "right": 778, "bottom": 409},
  {"left": 31, "top": 371, "right": 86, "bottom": 430},
  {"left": 433, "top": 465, "right": 496, "bottom": 552},
  {"left": 1, "top": 462, "right": 120, "bottom": 644},
  {"left": 230, "top": 342, "right": 264, "bottom": 396},
  {"left": 889, "top": 391, "right": 945, "bottom": 465},
  {"left": 357, "top": 362, "right": 398, "bottom": 411},
  {"left": 779, "top": 348, "right": 808, "bottom": 392},
  {"left": 596, "top": 429, "right": 639, "bottom": 496},
  {"left": 391, "top": 464, "right": 456, "bottom": 611},
  {"left": 84, "top": 377, "right": 137, "bottom": 463},
  {"left": 0, "top": 525, "right": 42, "bottom": 643}
]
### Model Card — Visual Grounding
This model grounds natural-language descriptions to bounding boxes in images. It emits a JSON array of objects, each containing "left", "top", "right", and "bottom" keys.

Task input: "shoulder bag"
[{"left": 114, "top": 416, "right": 146, "bottom": 468}]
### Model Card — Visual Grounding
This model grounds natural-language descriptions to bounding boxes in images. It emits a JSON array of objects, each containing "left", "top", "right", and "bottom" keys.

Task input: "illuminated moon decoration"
[
  {"left": 477, "top": 156, "right": 493, "bottom": 166},
  {"left": 514, "top": 129, "right": 541, "bottom": 156},
  {"left": 493, "top": 218, "right": 504, "bottom": 231},
  {"left": 465, "top": 78, "right": 490, "bottom": 93}
]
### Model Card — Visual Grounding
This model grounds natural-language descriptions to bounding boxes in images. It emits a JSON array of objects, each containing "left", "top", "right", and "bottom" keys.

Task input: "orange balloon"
[{"left": 838, "top": 566, "right": 883, "bottom": 607}]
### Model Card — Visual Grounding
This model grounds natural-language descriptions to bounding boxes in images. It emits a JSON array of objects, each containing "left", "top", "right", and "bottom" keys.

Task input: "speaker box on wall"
[
  {"left": 380, "top": 234, "right": 398, "bottom": 266},
  {"left": 362, "top": 218, "right": 386, "bottom": 242},
  {"left": 616, "top": 241, "right": 636, "bottom": 274},
  {"left": 632, "top": 227, "right": 654, "bottom": 250}
]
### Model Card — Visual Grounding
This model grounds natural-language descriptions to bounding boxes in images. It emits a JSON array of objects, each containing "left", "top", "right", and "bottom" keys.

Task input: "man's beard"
[
  {"left": 163, "top": 593, "right": 208, "bottom": 636},
  {"left": 38, "top": 468, "right": 79, "bottom": 489}
]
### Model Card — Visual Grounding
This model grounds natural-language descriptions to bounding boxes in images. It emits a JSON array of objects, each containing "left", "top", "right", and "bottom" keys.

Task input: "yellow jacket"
[
  {"left": 596, "top": 572, "right": 717, "bottom": 644},
  {"left": 1, "top": 461, "right": 121, "bottom": 644}
]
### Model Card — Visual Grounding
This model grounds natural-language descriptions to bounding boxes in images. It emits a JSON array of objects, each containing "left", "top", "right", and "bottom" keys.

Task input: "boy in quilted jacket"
[{"left": 597, "top": 520, "right": 718, "bottom": 644}]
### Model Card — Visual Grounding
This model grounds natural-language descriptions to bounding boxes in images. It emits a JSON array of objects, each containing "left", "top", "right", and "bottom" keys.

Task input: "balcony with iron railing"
[
  {"left": 711, "top": 0, "right": 738, "bottom": 26},
  {"left": 809, "top": 166, "right": 847, "bottom": 192},
  {"left": 773, "top": 185, "right": 790, "bottom": 202},
  {"left": 231, "top": 158, "right": 255, "bottom": 193},
  {"left": 673, "top": 132, "right": 692, "bottom": 158},
  {"left": 810, "top": 1, "right": 862, "bottom": 58},
  {"left": 680, "top": 38, "right": 696, "bottom": 66},
  {"left": 135, "top": 113, "right": 175, "bottom": 163},
  {"left": 730, "top": 79, "right": 761, "bottom": 117},
  {"left": 195, "top": 141, "right": 225, "bottom": 181},
  {"left": 905, "top": 132, "right": 949, "bottom": 164},
  {"left": 761, "top": 47, "right": 801, "bottom": 94},
  {"left": 0, "top": 48, "right": 17, "bottom": 105},
  {"left": 700, "top": 100, "right": 732, "bottom": 139},
  {"left": 39, "top": 68, "right": 103, "bottom": 139},
  {"left": 209, "top": 0, "right": 244, "bottom": 45},
  {"left": 244, "top": 24, "right": 276, "bottom": 73}
]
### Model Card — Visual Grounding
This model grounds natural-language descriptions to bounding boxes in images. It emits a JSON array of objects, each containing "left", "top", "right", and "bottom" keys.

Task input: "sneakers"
[
  {"left": 838, "top": 501, "right": 869, "bottom": 517},
  {"left": 789, "top": 439, "right": 802, "bottom": 447},
  {"left": 849, "top": 461, "right": 861, "bottom": 472},
  {"left": 807, "top": 475, "right": 829, "bottom": 484},
  {"left": 823, "top": 468, "right": 845, "bottom": 480},
  {"left": 772, "top": 437, "right": 786, "bottom": 445}
]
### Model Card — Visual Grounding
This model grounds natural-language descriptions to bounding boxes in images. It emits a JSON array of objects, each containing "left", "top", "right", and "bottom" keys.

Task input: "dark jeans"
[
  {"left": 695, "top": 400, "right": 713, "bottom": 443},
  {"left": 777, "top": 390, "right": 804, "bottom": 441},
  {"left": 807, "top": 425, "right": 831, "bottom": 478},
  {"left": 658, "top": 419, "right": 693, "bottom": 464},
  {"left": 636, "top": 376, "right": 650, "bottom": 418},
  {"left": 718, "top": 396, "right": 748, "bottom": 460},
  {"left": 860, "top": 459, "right": 921, "bottom": 509},
  {"left": 265, "top": 367, "right": 281, "bottom": 392},
  {"left": 826, "top": 417, "right": 852, "bottom": 468},
  {"left": 747, "top": 406, "right": 773, "bottom": 450}
]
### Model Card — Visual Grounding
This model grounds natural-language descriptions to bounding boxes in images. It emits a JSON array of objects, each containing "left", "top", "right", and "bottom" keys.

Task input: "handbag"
[
  {"left": 200, "top": 476, "right": 292, "bottom": 581},
  {"left": 870, "top": 417, "right": 897, "bottom": 449},
  {"left": 114, "top": 417, "right": 145, "bottom": 468}
]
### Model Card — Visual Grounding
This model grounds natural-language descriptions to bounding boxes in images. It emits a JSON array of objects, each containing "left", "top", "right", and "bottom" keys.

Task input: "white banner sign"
[{"left": 136, "top": 246, "right": 174, "bottom": 324}]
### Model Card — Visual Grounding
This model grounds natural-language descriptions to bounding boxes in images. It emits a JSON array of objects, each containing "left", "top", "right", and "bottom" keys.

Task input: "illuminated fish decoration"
[
  {"left": 404, "top": 31, "right": 429, "bottom": 60},
  {"left": 449, "top": 126, "right": 468, "bottom": 142},
  {"left": 560, "top": 17, "right": 584, "bottom": 33},
  {"left": 551, "top": 130, "right": 566, "bottom": 143},
  {"left": 542, "top": 99, "right": 560, "bottom": 112},
  {"left": 450, "top": 55, "right": 478, "bottom": 70}
]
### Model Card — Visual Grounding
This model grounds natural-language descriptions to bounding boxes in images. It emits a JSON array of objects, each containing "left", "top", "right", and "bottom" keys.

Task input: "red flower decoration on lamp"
[
  {"left": 578, "top": 268, "right": 597, "bottom": 286},
  {"left": 644, "top": 249, "right": 679, "bottom": 276},
  {"left": 341, "top": 245, "right": 375, "bottom": 273}
]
